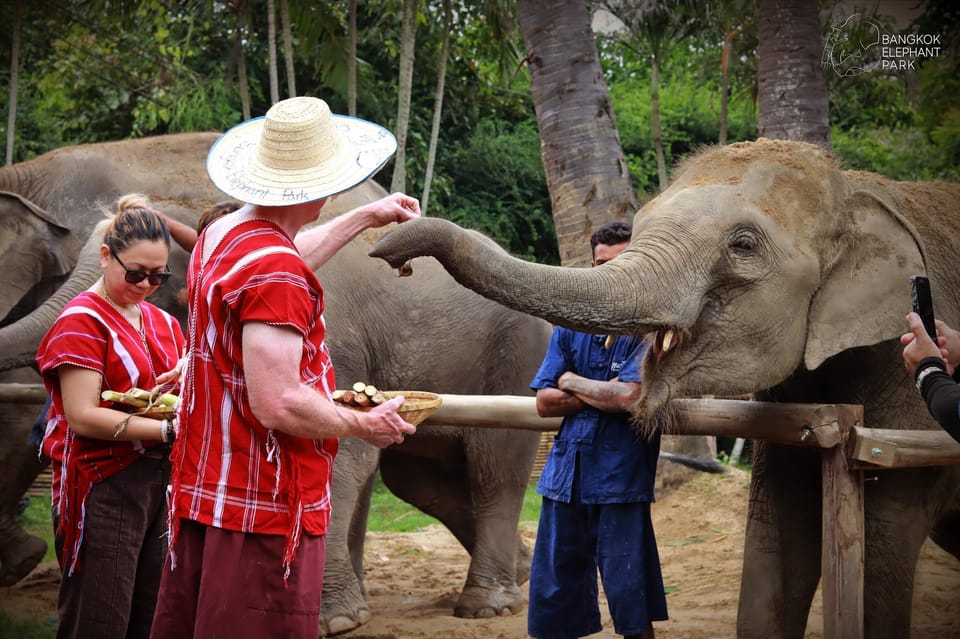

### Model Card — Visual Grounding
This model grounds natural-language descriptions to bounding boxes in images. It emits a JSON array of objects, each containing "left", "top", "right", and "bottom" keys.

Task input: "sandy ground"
[{"left": 2, "top": 467, "right": 959, "bottom": 638}]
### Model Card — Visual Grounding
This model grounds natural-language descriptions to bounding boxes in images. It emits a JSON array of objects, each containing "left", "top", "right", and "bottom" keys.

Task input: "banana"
[
  {"left": 156, "top": 392, "right": 179, "bottom": 407},
  {"left": 101, "top": 390, "right": 149, "bottom": 408},
  {"left": 101, "top": 388, "right": 179, "bottom": 410}
]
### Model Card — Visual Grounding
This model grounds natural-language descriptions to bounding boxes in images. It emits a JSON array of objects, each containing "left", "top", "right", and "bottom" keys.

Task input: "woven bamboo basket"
[{"left": 336, "top": 390, "right": 442, "bottom": 426}]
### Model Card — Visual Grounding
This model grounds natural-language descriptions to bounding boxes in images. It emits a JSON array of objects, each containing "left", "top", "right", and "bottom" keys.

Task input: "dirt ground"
[{"left": 2, "top": 467, "right": 959, "bottom": 638}]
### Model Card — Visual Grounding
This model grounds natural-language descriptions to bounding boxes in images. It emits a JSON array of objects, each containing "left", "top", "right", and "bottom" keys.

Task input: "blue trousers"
[{"left": 527, "top": 472, "right": 668, "bottom": 639}]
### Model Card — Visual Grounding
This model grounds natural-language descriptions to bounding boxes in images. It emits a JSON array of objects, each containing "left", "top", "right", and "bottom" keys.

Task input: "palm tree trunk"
[
  {"left": 651, "top": 55, "right": 668, "bottom": 191},
  {"left": 516, "top": 0, "right": 637, "bottom": 267},
  {"left": 757, "top": 0, "right": 830, "bottom": 148},
  {"left": 348, "top": 0, "right": 357, "bottom": 117},
  {"left": 390, "top": 0, "right": 418, "bottom": 193},
  {"left": 720, "top": 30, "right": 732, "bottom": 146},
  {"left": 280, "top": 0, "right": 296, "bottom": 98},
  {"left": 5, "top": 3, "right": 21, "bottom": 166},
  {"left": 267, "top": 0, "right": 280, "bottom": 105},
  {"left": 233, "top": 2, "right": 251, "bottom": 120},
  {"left": 421, "top": 0, "right": 451, "bottom": 215}
]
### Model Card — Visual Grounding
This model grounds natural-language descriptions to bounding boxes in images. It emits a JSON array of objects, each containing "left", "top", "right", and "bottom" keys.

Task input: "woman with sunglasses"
[{"left": 36, "top": 193, "right": 185, "bottom": 639}]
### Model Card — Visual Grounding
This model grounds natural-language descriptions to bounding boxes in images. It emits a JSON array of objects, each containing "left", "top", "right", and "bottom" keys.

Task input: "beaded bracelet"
[{"left": 159, "top": 418, "right": 177, "bottom": 443}]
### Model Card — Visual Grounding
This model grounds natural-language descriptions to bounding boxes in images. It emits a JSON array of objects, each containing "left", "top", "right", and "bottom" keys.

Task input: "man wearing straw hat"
[{"left": 150, "top": 97, "right": 420, "bottom": 639}]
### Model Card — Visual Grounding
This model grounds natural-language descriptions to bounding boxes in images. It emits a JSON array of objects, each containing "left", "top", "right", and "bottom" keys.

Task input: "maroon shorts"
[{"left": 149, "top": 519, "right": 325, "bottom": 639}]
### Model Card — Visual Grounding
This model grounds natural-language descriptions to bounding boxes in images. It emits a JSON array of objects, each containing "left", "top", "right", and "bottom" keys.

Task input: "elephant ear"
[
  {"left": 805, "top": 187, "right": 926, "bottom": 370},
  {"left": 0, "top": 192, "right": 82, "bottom": 322}
]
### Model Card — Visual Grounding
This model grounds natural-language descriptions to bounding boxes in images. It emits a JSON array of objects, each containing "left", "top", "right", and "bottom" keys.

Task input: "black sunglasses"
[{"left": 111, "top": 249, "right": 172, "bottom": 286}]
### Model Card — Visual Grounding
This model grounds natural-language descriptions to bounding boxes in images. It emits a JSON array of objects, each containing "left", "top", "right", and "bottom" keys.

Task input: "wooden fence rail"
[
  {"left": 422, "top": 394, "right": 960, "bottom": 639},
  {"left": 6, "top": 384, "right": 960, "bottom": 638}
]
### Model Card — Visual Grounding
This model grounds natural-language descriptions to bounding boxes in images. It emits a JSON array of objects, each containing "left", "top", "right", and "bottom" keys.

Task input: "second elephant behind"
[{"left": 316, "top": 228, "right": 550, "bottom": 634}]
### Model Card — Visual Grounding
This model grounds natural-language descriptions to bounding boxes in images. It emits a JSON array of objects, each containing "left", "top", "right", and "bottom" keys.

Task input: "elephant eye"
[{"left": 728, "top": 229, "right": 759, "bottom": 255}]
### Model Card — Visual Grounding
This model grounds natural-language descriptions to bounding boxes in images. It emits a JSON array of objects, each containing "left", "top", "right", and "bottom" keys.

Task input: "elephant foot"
[
  {"left": 319, "top": 607, "right": 371, "bottom": 637},
  {"left": 0, "top": 532, "right": 47, "bottom": 587},
  {"left": 453, "top": 583, "right": 524, "bottom": 619}
]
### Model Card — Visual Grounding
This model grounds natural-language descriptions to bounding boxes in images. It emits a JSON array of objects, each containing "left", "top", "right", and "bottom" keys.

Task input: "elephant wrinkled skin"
[
  {"left": 371, "top": 138, "right": 960, "bottom": 639},
  {"left": 0, "top": 134, "right": 549, "bottom": 632}
]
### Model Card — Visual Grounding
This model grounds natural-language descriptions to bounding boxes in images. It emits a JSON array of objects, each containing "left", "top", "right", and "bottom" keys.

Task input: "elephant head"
[
  {"left": 0, "top": 192, "right": 82, "bottom": 323},
  {"left": 371, "top": 138, "right": 930, "bottom": 422}
]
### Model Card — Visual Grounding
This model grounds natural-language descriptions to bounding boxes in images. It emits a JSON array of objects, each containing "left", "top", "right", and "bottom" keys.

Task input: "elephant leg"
[
  {"left": 320, "top": 438, "right": 380, "bottom": 637},
  {"left": 380, "top": 431, "right": 535, "bottom": 619},
  {"left": 929, "top": 495, "right": 960, "bottom": 560},
  {"left": 457, "top": 431, "right": 536, "bottom": 616},
  {"left": 861, "top": 467, "right": 954, "bottom": 639},
  {"left": 737, "top": 442, "right": 822, "bottom": 639},
  {"left": 0, "top": 433, "right": 48, "bottom": 586}
]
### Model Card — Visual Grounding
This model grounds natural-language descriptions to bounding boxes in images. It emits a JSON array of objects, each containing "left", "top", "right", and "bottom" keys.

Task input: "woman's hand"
[{"left": 153, "top": 355, "right": 186, "bottom": 390}]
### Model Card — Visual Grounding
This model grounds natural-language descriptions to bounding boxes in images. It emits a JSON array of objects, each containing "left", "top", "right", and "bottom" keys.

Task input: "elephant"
[
  {"left": 0, "top": 192, "right": 85, "bottom": 585},
  {"left": 0, "top": 134, "right": 551, "bottom": 631},
  {"left": 370, "top": 137, "right": 960, "bottom": 639}
]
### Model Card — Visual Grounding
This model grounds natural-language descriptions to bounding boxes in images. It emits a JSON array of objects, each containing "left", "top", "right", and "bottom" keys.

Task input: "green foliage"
[
  {"left": 1, "top": 0, "right": 957, "bottom": 239},
  {"left": 367, "top": 476, "right": 442, "bottom": 532},
  {"left": 354, "top": 476, "right": 542, "bottom": 533},
  {"left": 832, "top": 125, "right": 958, "bottom": 181},
  {"left": 432, "top": 119, "right": 558, "bottom": 264},
  {"left": 609, "top": 65, "right": 756, "bottom": 194},
  {"left": 519, "top": 480, "right": 543, "bottom": 522},
  {"left": 0, "top": 612, "right": 55, "bottom": 639}
]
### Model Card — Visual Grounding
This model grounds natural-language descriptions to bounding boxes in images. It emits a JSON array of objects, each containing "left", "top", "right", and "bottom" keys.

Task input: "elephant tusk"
[{"left": 662, "top": 329, "right": 675, "bottom": 352}]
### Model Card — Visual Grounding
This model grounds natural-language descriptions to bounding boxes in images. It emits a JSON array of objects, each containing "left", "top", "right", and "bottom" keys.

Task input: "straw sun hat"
[{"left": 206, "top": 97, "right": 397, "bottom": 207}]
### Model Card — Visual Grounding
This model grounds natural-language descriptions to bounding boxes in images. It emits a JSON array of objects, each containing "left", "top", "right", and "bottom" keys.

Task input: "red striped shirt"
[
  {"left": 36, "top": 292, "right": 186, "bottom": 574},
  {"left": 168, "top": 219, "right": 338, "bottom": 575}
]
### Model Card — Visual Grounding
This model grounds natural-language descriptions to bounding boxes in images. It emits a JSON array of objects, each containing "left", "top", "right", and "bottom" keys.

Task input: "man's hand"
[
  {"left": 295, "top": 193, "right": 421, "bottom": 271},
  {"left": 901, "top": 312, "right": 948, "bottom": 375},
  {"left": 535, "top": 386, "right": 586, "bottom": 418},
  {"left": 558, "top": 372, "right": 642, "bottom": 414},
  {"left": 359, "top": 193, "right": 421, "bottom": 229},
  {"left": 360, "top": 395, "right": 417, "bottom": 448}
]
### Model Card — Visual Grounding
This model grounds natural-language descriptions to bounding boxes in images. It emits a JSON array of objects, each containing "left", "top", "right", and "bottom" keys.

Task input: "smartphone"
[{"left": 910, "top": 275, "right": 937, "bottom": 340}]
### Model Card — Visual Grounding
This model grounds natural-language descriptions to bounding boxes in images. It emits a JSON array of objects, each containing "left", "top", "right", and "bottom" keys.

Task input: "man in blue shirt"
[{"left": 527, "top": 221, "right": 667, "bottom": 639}]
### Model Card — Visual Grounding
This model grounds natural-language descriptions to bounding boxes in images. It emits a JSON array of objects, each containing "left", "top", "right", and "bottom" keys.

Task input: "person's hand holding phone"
[
  {"left": 902, "top": 313, "right": 950, "bottom": 375},
  {"left": 902, "top": 276, "right": 949, "bottom": 375}
]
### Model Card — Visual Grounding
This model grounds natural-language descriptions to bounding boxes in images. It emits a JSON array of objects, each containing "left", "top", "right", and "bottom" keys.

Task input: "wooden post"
[{"left": 821, "top": 404, "right": 865, "bottom": 639}]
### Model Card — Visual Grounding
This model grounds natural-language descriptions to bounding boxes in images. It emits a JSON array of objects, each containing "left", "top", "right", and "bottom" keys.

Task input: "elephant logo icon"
[{"left": 822, "top": 13, "right": 884, "bottom": 77}]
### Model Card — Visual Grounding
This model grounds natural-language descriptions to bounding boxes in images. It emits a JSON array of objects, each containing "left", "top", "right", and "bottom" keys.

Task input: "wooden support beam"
[
  {"left": 848, "top": 427, "right": 960, "bottom": 470},
  {"left": 664, "top": 399, "right": 856, "bottom": 447},
  {"left": 424, "top": 395, "right": 860, "bottom": 450},
  {"left": 821, "top": 405, "right": 865, "bottom": 639}
]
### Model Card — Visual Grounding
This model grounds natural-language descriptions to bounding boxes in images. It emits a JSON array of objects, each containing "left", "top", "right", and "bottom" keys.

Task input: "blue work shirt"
[{"left": 531, "top": 328, "right": 660, "bottom": 505}]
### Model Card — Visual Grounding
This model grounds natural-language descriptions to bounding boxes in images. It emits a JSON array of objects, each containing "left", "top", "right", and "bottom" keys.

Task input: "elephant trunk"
[
  {"left": 370, "top": 218, "right": 689, "bottom": 336},
  {"left": 0, "top": 222, "right": 107, "bottom": 372}
]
